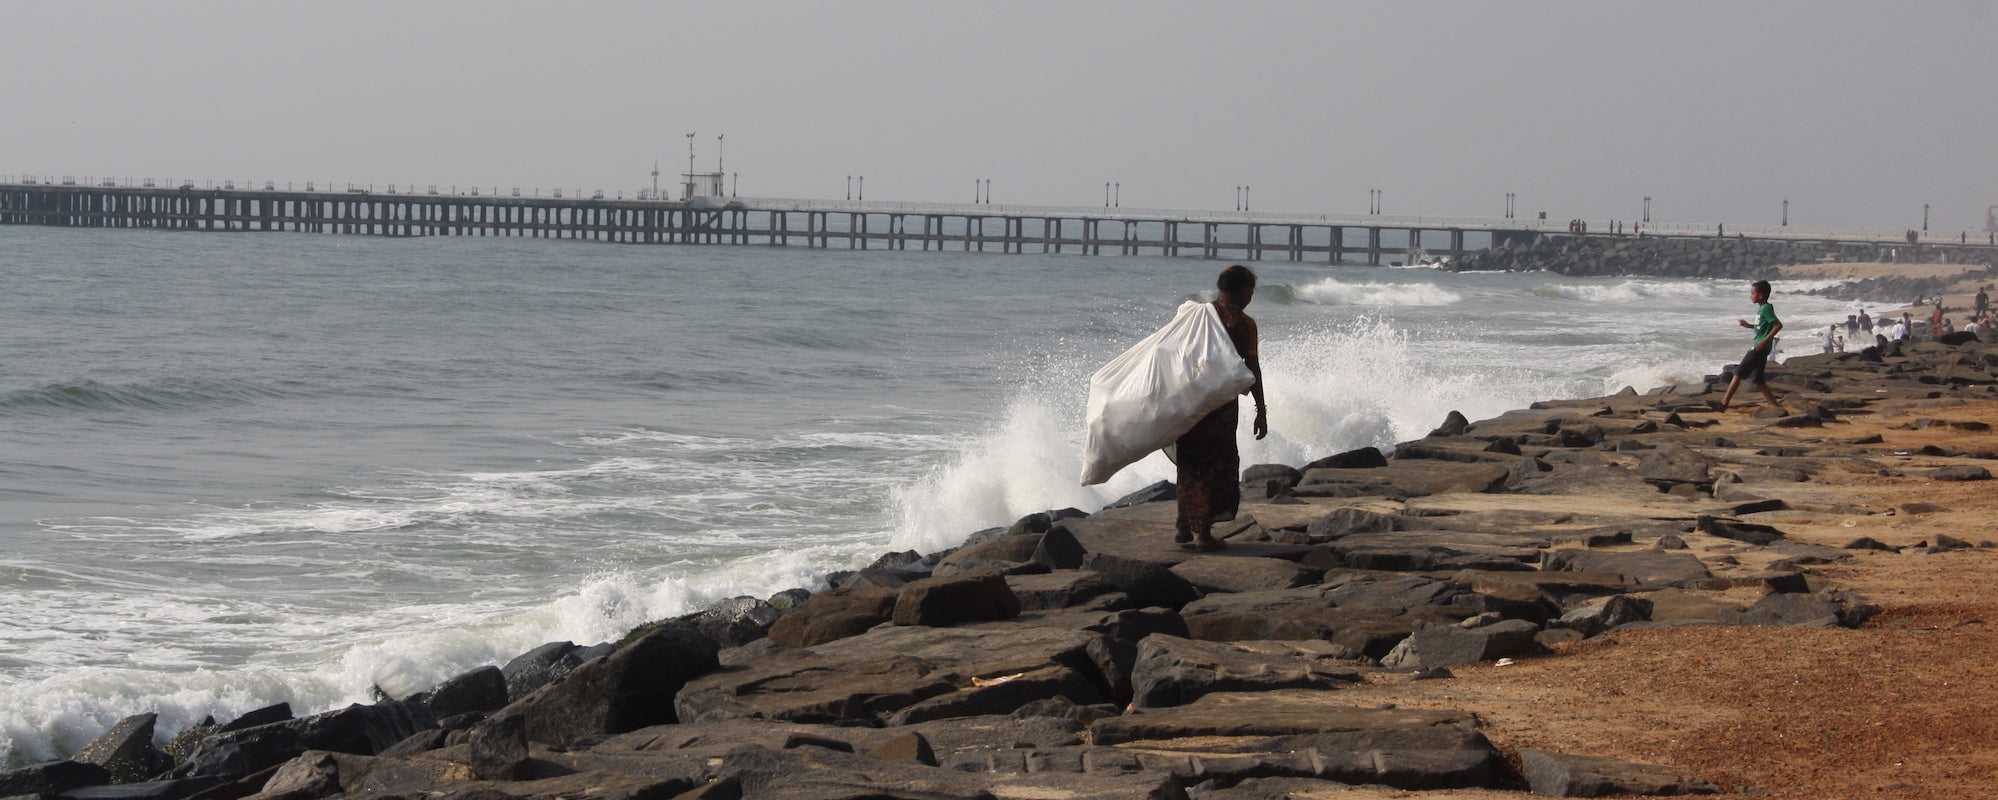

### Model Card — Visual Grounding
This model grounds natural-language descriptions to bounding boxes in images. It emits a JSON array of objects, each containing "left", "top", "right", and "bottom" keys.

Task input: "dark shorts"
[{"left": 1735, "top": 346, "right": 1770, "bottom": 384}]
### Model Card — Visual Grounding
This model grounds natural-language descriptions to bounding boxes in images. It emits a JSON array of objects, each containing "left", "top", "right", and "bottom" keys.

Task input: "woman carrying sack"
[{"left": 1175, "top": 265, "right": 1267, "bottom": 551}]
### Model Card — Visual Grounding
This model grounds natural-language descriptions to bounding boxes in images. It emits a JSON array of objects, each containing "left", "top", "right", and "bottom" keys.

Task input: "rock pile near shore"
[
  {"left": 1448, "top": 235, "right": 1833, "bottom": 279},
  {"left": 14, "top": 336, "right": 1998, "bottom": 799}
]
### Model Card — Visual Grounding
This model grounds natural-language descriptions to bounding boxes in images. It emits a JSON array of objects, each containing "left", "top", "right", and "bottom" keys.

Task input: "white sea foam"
[
  {"left": 1530, "top": 280, "right": 1723, "bottom": 304},
  {"left": 1294, "top": 278, "right": 1462, "bottom": 307}
]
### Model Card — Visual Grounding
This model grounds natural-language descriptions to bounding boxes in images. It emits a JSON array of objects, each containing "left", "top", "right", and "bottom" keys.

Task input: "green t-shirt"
[{"left": 1751, "top": 302, "right": 1778, "bottom": 344}]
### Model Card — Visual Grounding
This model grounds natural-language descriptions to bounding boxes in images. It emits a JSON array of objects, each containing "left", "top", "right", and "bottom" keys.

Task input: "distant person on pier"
[
  {"left": 1718, "top": 279, "right": 1783, "bottom": 412},
  {"left": 1174, "top": 265, "right": 1266, "bottom": 552}
]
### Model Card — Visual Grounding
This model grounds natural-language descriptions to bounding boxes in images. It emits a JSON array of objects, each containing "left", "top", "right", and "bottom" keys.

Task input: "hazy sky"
[{"left": 6, "top": 1, "right": 1993, "bottom": 230}]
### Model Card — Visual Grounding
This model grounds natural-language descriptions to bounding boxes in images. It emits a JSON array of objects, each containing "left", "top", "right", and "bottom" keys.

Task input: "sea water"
[{"left": 0, "top": 225, "right": 1862, "bottom": 765}]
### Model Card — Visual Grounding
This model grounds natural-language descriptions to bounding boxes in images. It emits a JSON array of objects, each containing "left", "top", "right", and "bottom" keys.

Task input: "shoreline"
[{"left": 15, "top": 332, "right": 1998, "bottom": 798}]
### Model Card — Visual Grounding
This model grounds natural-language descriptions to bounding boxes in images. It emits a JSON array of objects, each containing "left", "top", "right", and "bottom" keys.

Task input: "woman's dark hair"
[{"left": 1218, "top": 265, "right": 1257, "bottom": 295}]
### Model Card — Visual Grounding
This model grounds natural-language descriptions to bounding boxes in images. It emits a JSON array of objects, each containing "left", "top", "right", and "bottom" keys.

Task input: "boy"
[{"left": 1719, "top": 280, "right": 1784, "bottom": 411}]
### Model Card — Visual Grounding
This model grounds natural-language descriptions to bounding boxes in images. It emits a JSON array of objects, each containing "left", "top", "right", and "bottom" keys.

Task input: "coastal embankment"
[
  {"left": 1448, "top": 233, "right": 1996, "bottom": 287},
  {"left": 12, "top": 325, "right": 1998, "bottom": 798}
]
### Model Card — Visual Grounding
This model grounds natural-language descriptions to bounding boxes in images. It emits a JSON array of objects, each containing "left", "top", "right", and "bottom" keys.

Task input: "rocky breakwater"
[
  {"left": 14, "top": 335, "right": 1998, "bottom": 798},
  {"left": 1448, "top": 234, "right": 1831, "bottom": 279}
]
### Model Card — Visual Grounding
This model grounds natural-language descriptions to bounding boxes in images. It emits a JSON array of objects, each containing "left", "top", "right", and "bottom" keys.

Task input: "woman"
[{"left": 1174, "top": 265, "right": 1267, "bottom": 550}]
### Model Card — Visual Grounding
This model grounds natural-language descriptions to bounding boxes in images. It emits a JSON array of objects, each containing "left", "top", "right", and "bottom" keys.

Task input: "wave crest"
[{"left": 0, "top": 378, "right": 286, "bottom": 416}]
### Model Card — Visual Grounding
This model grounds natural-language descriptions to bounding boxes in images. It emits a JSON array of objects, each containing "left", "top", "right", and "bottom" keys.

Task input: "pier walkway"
[{"left": 2, "top": 181, "right": 1989, "bottom": 265}]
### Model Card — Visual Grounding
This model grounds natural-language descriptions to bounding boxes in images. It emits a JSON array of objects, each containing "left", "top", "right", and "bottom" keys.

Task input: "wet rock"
[
  {"left": 1105, "top": 480, "right": 1176, "bottom": 509},
  {"left": 424, "top": 666, "right": 508, "bottom": 720},
  {"left": 466, "top": 713, "right": 531, "bottom": 781},
  {"left": 170, "top": 701, "right": 435, "bottom": 783},
  {"left": 498, "top": 625, "right": 718, "bottom": 746},
  {"left": 72, "top": 714, "right": 172, "bottom": 785}
]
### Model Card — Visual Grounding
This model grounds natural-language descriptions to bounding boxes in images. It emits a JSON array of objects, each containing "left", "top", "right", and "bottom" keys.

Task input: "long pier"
[{"left": 2, "top": 181, "right": 1988, "bottom": 265}]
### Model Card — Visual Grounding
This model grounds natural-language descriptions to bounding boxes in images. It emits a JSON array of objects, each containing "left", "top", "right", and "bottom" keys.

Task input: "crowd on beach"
[{"left": 1815, "top": 284, "right": 1994, "bottom": 354}]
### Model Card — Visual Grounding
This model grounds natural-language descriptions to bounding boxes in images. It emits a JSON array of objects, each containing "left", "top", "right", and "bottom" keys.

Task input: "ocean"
[{"left": 0, "top": 224, "right": 1861, "bottom": 766}]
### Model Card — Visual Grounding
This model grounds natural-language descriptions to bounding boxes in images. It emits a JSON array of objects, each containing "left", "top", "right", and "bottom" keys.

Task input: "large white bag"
[{"left": 1080, "top": 301, "right": 1255, "bottom": 485}]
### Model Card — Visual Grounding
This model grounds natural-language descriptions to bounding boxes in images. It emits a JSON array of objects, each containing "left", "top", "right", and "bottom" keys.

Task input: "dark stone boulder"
[
  {"left": 170, "top": 701, "right": 435, "bottom": 782},
  {"left": 0, "top": 761, "right": 113, "bottom": 798},
  {"left": 1241, "top": 463, "right": 1303, "bottom": 491},
  {"left": 1543, "top": 549, "right": 1712, "bottom": 587},
  {"left": 669, "top": 596, "right": 786, "bottom": 647},
  {"left": 1517, "top": 748, "right": 1722, "bottom": 796},
  {"left": 1079, "top": 552, "right": 1201, "bottom": 610},
  {"left": 765, "top": 585, "right": 899, "bottom": 649},
  {"left": 676, "top": 625, "right": 1118, "bottom": 726},
  {"left": 424, "top": 666, "right": 508, "bottom": 719},
  {"left": 1379, "top": 619, "right": 1542, "bottom": 670},
  {"left": 1554, "top": 594, "right": 1654, "bottom": 637},
  {"left": 498, "top": 625, "right": 719, "bottom": 746},
  {"left": 1129, "top": 635, "right": 1361, "bottom": 709},
  {"left": 891, "top": 567, "right": 1021, "bottom": 626},
  {"left": 1717, "top": 593, "right": 1845, "bottom": 628},
  {"left": 1104, "top": 480, "right": 1176, "bottom": 509},
  {"left": 933, "top": 534, "right": 1044, "bottom": 576},
  {"left": 1429, "top": 410, "right": 1472, "bottom": 437},
  {"left": 466, "top": 711, "right": 532, "bottom": 781},
  {"left": 1298, "top": 507, "right": 1399, "bottom": 541},
  {"left": 1031, "top": 524, "right": 1088, "bottom": 570},
  {"left": 500, "top": 642, "right": 580, "bottom": 700},
  {"left": 1304, "top": 447, "right": 1390, "bottom": 470},
  {"left": 72, "top": 713, "right": 172, "bottom": 785},
  {"left": 1005, "top": 570, "right": 1126, "bottom": 611},
  {"left": 1180, "top": 585, "right": 1468, "bottom": 659},
  {"left": 1696, "top": 515, "right": 1787, "bottom": 545}
]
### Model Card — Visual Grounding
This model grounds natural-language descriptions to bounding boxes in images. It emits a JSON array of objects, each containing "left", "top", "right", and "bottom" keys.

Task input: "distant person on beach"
[
  {"left": 1893, "top": 315, "right": 1911, "bottom": 341},
  {"left": 1858, "top": 309, "right": 1872, "bottom": 333},
  {"left": 1976, "top": 286, "right": 1989, "bottom": 320},
  {"left": 1719, "top": 279, "right": 1783, "bottom": 412},
  {"left": 1822, "top": 324, "right": 1842, "bottom": 354},
  {"left": 1174, "top": 265, "right": 1266, "bottom": 551}
]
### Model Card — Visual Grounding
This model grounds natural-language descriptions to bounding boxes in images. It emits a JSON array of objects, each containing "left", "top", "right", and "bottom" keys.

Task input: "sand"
[{"left": 1306, "top": 398, "right": 1998, "bottom": 800}]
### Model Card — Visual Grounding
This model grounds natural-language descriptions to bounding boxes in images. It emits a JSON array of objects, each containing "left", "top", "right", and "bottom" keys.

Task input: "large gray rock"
[
  {"left": 1180, "top": 585, "right": 1468, "bottom": 659},
  {"left": 72, "top": 713, "right": 172, "bottom": 785},
  {"left": 1080, "top": 552, "right": 1201, "bottom": 610},
  {"left": 501, "top": 642, "right": 581, "bottom": 700},
  {"left": 497, "top": 625, "right": 719, "bottom": 746},
  {"left": 1517, "top": 748, "right": 1722, "bottom": 796},
  {"left": 1129, "top": 635, "right": 1360, "bottom": 709},
  {"left": 1091, "top": 689, "right": 1482, "bottom": 746},
  {"left": 1717, "top": 593, "right": 1845, "bottom": 627},
  {"left": 1379, "top": 619, "right": 1542, "bottom": 670}
]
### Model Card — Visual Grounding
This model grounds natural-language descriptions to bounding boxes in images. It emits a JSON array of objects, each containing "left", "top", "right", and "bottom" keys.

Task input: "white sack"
[{"left": 1080, "top": 301, "right": 1255, "bottom": 486}]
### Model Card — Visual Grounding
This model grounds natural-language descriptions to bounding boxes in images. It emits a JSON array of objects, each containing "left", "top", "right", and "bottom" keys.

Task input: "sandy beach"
[
  {"left": 1314, "top": 398, "right": 1998, "bottom": 799},
  {"left": 1778, "top": 261, "right": 1995, "bottom": 322}
]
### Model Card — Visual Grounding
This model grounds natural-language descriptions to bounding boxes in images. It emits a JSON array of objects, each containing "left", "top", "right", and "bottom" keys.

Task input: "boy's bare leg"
[
  {"left": 1759, "top": 383, "right": 1784, "bottom": 410},
  {"left": 1718, "top": 375, "right": 1743, "bottom": 410}
]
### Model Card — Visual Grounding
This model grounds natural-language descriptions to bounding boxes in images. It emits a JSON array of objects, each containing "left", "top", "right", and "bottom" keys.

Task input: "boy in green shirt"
[{"left": 1720, "top": 279, "right": 1784, "bottom": 411}]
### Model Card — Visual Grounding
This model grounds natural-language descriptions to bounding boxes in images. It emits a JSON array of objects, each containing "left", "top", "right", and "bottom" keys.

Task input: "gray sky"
[{"left": 6, "top": 1, "right": 1993, "bottom": 230}]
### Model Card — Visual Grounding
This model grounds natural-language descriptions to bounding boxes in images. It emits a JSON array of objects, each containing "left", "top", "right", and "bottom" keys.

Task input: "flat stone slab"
[
  {"left": 1089, "top": 689, "right": 1480, "bottom": 745},
  {"left": 1297, "top": 462, "right": 1512, "bottom": 498},
  {"left": 1130, "top": 635, "right": 1361, "bottom": 709},
  {"left": 675, "top": 625, "right": 1114, "bottom": 726},
  {"left": 1543, "top": 549, "right": 1712, "bottom": 587}
]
